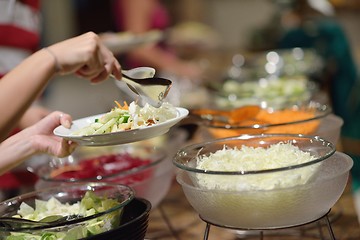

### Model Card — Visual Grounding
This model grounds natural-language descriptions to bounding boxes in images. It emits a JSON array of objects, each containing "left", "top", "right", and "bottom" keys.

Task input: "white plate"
[{"left": 54, "top": 107, "right": 189, "bottom": 146}]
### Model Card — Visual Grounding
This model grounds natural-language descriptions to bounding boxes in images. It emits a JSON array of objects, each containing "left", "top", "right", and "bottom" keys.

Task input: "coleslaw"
[{"left": 72, "top": 101, "right": 177, "bottom": 136}]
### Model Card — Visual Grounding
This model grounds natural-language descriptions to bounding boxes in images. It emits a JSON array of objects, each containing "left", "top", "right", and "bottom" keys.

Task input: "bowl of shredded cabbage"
[
  {"left": 173, "top": 134, "right": 353, "bottom": 229},
  {"left": 0, "top": 182, "right": 134, "bottom": 240}
]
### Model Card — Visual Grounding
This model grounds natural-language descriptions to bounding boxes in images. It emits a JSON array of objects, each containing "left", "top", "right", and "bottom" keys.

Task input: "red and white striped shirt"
[
  {"left": 0, "top": 0, "right": 41, "bottom": 193},
  {"left": 0, "top": 0, "right": 41, "bottom": 77}
]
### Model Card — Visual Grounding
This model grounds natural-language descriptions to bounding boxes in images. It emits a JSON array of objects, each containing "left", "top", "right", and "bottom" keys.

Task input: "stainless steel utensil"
[
  {"left": 112, "top": 67, "right": 172, "bottom": 108},
  {"left": 0, "top": 214, "right": 81, "bottom": 229}
]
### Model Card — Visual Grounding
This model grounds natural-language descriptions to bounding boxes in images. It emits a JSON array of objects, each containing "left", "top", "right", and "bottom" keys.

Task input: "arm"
[
  {"left": 0, "top": 111, "right": 75, "bottom": 175},
  {"left": 17, "top": 105, "right": 51, "bottom": 130},
  {"left": 0, "top": 32, "right": 122, "bottom": 140}
]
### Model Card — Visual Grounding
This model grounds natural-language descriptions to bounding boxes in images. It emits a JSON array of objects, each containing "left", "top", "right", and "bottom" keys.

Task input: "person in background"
[
  {"left": 0, "top": 0, "right": 48, "bottom": 198},
  {"left": 0, "top": 32, "right": 122, "bottom": 179},
  {"left": 276, "top": 0, "right": 358, "bottom": 121},
  {"left": 74, "top": 0, "right": 204, "bottom": 81},
  {"left": 264, "top": 0, "right": 360, "bottom": 223},
  {"left": 111, "top": 0, "right": 204, "bottom": 81},
  {"left": 0, "top": 0, "right": 50, "bottom": 131}
]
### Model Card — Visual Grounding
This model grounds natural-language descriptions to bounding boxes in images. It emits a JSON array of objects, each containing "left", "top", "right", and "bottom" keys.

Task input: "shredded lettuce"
[{"left": 3, "top": 191, "right": 123, "bottom": 240}]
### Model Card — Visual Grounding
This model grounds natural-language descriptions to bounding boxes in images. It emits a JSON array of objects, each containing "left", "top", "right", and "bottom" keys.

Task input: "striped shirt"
[{"left": 0, "top": 0, "right": 41, "bottom": 77}]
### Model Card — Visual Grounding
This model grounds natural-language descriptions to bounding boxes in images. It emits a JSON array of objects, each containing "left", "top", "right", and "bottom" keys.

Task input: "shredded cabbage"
[
  {"left": 73, "top": 101, "right": 177, "bottom": 136},
  {"left": 195, "top": 142, "right": 318, "bottom": 191}
]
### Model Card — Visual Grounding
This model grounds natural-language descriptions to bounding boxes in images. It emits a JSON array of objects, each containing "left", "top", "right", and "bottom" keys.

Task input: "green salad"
[{"left": 3, "top": 191, "right": 123, "bottom": 240}]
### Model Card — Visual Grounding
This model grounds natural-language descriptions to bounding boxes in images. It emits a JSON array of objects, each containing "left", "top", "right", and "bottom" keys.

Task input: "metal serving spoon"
[
  {"left": 0, "top": 214, "right": 81, "bottom": 229},
  {"left": 112, "top": 67, "right": 172, "bottom": 108}
]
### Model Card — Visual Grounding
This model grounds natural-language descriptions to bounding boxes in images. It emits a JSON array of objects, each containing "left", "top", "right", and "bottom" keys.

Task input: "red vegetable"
[{"left": 51, "top": 153, "right": 152, "bottom": 184}]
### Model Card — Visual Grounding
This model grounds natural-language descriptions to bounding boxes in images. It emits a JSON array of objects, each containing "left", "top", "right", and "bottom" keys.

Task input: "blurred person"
[
  {"left": 73, "top": 0, "right": 212, "bottom": 107},
  {"left": 0, "top": 0, "right": 50, "bottom": 131},
  {"left": 73, "top": 0, "right": 204, "bottom": 81},
  {"left": 276, "top": 0, "right": 358, "bottom": 121},
  {"left": 0, "top": 32, "right": 122, "bottom": 186},
  {"left": 258, "top": 0, "right": 360, "bottom": 222},
  {"left": 112, "top": 0, "right": 204, "bottom": 81},
  {"left": 0, "top": 0, "right": 49, "bottom": 198}
]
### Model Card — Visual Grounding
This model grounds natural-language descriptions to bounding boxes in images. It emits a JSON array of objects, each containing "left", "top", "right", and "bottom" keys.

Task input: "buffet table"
[{"left": 147, "top": 178, "right": 360, "bottom": 240}]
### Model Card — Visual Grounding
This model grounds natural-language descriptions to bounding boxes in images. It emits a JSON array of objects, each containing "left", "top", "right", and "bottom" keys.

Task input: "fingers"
[
  {"left": 75, "top": 32, "right": 122, "bottom": 82},
  {"left": 76, "top": 43, "right": 105, "bottom": 79},
  {"left": 32, "top": 135, "right": 78, "bottom": 158},
  {"left": 30, "top": 111, "right": 76, "bottom": 157},
  {"left": 58, "top": 112, "right": 72, "bottom": 129},
  {"left": 47, "top": 32, "right": 122, "bottom": 83},
  {"left": 90, "top": 48, "right": 122, "bottom": 83},
  {"left": 29, "top": 111, "right": 72, "bottom": 138},
  {"left": 58, "top": 139, "right": 78, "bottom": 157}
]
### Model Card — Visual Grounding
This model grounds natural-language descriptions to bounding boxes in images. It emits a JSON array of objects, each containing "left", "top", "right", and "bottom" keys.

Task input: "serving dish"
[
  {"left": 211, "top": 47, "right": 323, "bottom": 110},
  {"left": 192, "top": 101, "right": 332, "bottom": 139},
  {"left": 33, "top": 144, "right": 174, "bottom": 209},
  {"left": 173, "top": 134, "right": 353, "bottom": 229},
  {"left": 214, "top": 76, "right": 317, "bottom": 110},
  {"left": 53, "top": 107, "right": 188, "bottom": 146},
  {"left": 85, "top": 198, "right": 151, "bottom": 240},
  {"left": 0, "top": 182, "right": 134, "bottom": 239}
]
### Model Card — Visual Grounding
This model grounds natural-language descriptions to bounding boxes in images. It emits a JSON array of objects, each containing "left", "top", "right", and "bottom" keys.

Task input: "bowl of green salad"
[{"left": 0, "top": 182, "right": 134, "bottom": 240}]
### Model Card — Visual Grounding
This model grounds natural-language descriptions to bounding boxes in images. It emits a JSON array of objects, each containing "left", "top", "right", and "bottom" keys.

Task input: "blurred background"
[
  {"left": 2, "top": 0, "right": 360, "bottom": 238},
  {"left": 39, "top": 0, "right": 360, "bottom": 118}
]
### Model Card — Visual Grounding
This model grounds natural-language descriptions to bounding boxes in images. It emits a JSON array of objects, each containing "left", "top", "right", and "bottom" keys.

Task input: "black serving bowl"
[{"left": 85, "top": 198, "right": 151, "bottom": 240}]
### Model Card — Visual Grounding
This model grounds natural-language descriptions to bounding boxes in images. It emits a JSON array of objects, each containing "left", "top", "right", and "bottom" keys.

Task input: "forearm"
[
  {"left": 0, "top": 133, "right": 36, "bottom": 175},
  {"left": 0, "top": 49, "right": 56, "bottom": 140}
]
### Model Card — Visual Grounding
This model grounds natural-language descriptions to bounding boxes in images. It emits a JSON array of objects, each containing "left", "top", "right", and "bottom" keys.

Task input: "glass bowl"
[
  {"left": 173, "top": 134, "right": 353, "bottom": 229},
  {"left": 33, "top": 144, "right": 174, "bottom": 209},
  {"left": 0, "top": 182, "right": 134, "bottom": 239},
  {"left": 196, "top": 101, "right": 334, "bottom": 140},
  {"left": 214, "top": 76, "right": 318, "bottom": 110}
]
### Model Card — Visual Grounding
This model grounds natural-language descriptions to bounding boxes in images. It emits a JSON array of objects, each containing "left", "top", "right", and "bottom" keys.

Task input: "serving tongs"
[
  {"left": 0, "top": 214, "right": 81, "bottom": 229},
  {"left": 112, "top": 67, "right": 172, "bottom": 108}
]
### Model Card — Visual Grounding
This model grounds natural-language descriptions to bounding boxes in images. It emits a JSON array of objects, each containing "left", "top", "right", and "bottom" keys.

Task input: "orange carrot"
[
  {"left": 123, "top": 101, "right": 129, "bottom": 110},
  {"left": 114, "top": 100, "right": 129, "bottom": 110},
  {"left": 114, "top": 100, "right": 122, "bottom": 108}
]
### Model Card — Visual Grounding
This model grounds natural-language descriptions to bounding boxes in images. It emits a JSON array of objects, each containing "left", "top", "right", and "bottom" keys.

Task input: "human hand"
[
  {"left": 0, "top": 111, "right": 77, "bottom": 174},
  {"left": 45, "top": 32, "right": 122, "bottom": 83},
  {"left": 22, "top": 111, "right": 77, "bottom": 157}
]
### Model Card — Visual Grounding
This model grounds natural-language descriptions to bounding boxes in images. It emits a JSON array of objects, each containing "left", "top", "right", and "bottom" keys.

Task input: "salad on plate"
[{"left": 72, "top": 101, "right": 178, "bottom": 136}]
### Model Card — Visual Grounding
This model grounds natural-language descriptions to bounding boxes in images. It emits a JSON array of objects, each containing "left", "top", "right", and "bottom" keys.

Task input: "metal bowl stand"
[{"left": 200, "top": 209, "right": 336, "bottom": 240}]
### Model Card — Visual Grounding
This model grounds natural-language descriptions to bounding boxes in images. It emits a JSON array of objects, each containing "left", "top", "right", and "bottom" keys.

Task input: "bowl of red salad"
[{"left": 33, "top": 144, "right": 173, "bottom": 208}]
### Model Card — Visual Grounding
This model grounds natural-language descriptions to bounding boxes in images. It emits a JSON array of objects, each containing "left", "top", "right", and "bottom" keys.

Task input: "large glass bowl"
[
  {"left": 212, "top": 48, "right": 323, "bottom": 110},
  {"left": 173, "top": 134, "right": 353, "bottom": 229},
  {"left": 33, "top": 144, "right": 173, "bottom": 209},
  {"left": 0, "top": 182, "right": 134, "bottom": 239},
  {"left": 196, "top": 101, "right": 340, "bottom": 143}
]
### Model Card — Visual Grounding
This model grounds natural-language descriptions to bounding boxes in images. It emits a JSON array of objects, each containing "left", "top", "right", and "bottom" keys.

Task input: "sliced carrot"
[
  {"left": 114, "top": 100, "right": 129, "bottom": 110},
  {"left": 123, "top": 101, "right": 129, "bottom": 110},
  {"left": 114, "top": 100, "right": 122, "bottom": 109}
]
